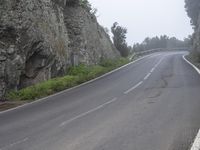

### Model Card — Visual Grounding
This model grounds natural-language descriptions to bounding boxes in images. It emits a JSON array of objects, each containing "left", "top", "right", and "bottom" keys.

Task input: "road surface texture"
[{"left": 1, "top": 51, "right": 200, "bottom": 150}]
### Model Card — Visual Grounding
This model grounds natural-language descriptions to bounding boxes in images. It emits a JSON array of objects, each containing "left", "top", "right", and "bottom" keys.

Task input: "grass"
[
  {"left": 6, "top": 58, "right": 129, "bottom": 101},
  {"left": 186, "top": 51, "right": 200, "bottom": 68}
]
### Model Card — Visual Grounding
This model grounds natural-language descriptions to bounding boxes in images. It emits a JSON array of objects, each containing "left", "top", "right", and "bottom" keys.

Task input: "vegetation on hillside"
[
  {"left": 6, "top": 58, "right": 129, "bottom": 101},
  {"left": 132, "top": 35, "right": 192, "bottom": 52},
  {"left": 185, "top": 0, "right": 200, "bottom": 27},
  {"left": 66, "top": 0, "right": 95, "bottom": 14},
  {"left": 185, "top": 0, "right": 200, "bottom": 63},
  {"left": 111, "top": 22, "right": 130, "bottom": 57}
]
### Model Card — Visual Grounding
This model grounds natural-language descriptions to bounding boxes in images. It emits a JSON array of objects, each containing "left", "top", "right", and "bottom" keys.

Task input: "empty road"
[{"left": 1, "top": 51, "right": 200, "bottom": 150}]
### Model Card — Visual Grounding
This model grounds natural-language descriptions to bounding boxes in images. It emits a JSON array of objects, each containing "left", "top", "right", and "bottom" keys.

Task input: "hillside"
[
  {"left": 185, "top": 0, "right": 200, "bottom": 57},
  {"left": 0, "top": 0, "right": 119, "bottom": 99}
]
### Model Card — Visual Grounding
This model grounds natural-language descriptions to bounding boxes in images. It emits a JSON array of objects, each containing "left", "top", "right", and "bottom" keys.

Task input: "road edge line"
[
  {"left": 0, "top": 53, "right": 157, "bottom": 114},
  {"left": 183, "top": 55, "right": 200, "bottom": 74},
  {"left": 190, "top": 130, "right": 200, "bottom": 150},
  {"left": 183, "top": 54, "right": 200, "bottom": 150}
]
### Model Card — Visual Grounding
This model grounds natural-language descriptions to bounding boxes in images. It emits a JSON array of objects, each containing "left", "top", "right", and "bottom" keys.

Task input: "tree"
[
  {"left": 111, "top": 22, "right": 129, "bottom": 57},
  {"left": 185, "top": 0, "right": 200, "bottom": 27},
  {"left": 133, "top": 35, "right": 189, "bottom": 52}
]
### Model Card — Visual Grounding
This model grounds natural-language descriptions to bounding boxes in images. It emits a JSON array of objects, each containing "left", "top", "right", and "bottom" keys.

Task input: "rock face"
[
  {"left": 64, "top": 5, "right": 119, "bottom": 65},
  {"left": 0, "top": 0, "right": 119, "bottom": 98}
]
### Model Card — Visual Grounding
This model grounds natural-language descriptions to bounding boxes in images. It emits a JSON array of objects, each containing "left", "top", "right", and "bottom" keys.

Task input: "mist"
[{"left": 89, "top": 0, "right": 193, "bottom": 44}]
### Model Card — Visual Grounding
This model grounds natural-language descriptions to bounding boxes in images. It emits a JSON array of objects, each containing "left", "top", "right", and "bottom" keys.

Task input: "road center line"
[
  {"left": 0, "top": 138, "right": 28, "bottom": 150},
  {"left": 124, "top": 81, "right": 143, "bottom": 94},
  {"left": 150, "top": 57, "right": 164, "bottom": 73},
  {"left": 59, "top": 97, "right": 118, "bottom": 127},
  {"left": 150, "top": 68, "right": 155, "bottom": 73},
  {"left": 144, "top": 73, "right": 151, "bottom": 80},
  {"left": 155, "top": 57, "right": 164, "bottom": 68}
]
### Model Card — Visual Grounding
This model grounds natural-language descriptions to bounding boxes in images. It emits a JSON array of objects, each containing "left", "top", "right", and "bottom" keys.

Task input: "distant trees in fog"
[{"left": 132, "top": 35, "right": 192, "bottom": 52}]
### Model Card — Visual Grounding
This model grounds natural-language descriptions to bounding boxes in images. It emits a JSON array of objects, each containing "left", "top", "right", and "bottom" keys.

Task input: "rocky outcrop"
[
  {"left": 0, "top": 0, "right": 119, "bottom": 99},
  {"left": 64, "top": 5, "right": 119, "bottom": 65}
]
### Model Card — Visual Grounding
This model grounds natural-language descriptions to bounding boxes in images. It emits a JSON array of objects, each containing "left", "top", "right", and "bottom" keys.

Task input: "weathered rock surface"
[
  {"left": 64, "top": 5, "right": 119, "bottom": 65},
  {"left": 0, "top": 0, "right": 119, "bottom": 98}
]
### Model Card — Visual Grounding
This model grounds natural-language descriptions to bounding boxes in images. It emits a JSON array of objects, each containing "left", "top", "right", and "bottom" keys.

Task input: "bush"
[
  {"left": 7, "top": 76, "right": 79, "bottom": 101},
  {"left": 6, "top": 58, "right": 129, "bottom": 101}
]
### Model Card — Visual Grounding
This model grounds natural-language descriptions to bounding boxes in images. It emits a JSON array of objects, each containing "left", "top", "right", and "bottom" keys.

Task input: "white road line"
[
  {"left": 190, "top": 130, "right": 200, "bottom": 150},
  {"left": 183, "top": 55, "right": 200, "bottom": 74},
  {"left": 0, "top": 53, "right": 158, "bottom": 115},
  {"left": 155, "top": 58, "right": 164, "bottom": 67},
  {"left": 124, "top": 56, "right": 165, "bottom": 95},
  {"left": 124, "top": 81, "right": 143, "bottom": 94},
  {"left": 0, "top": 138, "right": 28, "bottom": 150},
  {"left": 150, "top": 68, "right": 155, "bottom": 73},
  {"left": 59, "top": 97, "right": 118, "bottom": 127},
  {"left": 144, "top": 57, "right": 165, "bottom": 81},
  {"left": 143, "top": 73, "right": 151, "bottom": 80},
  {"left": 182, "top": 54, "right": 200, "bottom": 150}
]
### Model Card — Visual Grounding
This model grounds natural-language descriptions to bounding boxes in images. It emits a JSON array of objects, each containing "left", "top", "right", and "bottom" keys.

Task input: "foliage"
[
  {"left": 7, "top": 76, "right": 79, "bottom": 101},
  {"left": 111, "top": 22, "right": 130, "bottom": 57},
  {"left": 187, "top": 51, "right": 200, "bottom": 68},
  {"left": 100, "top": 58, "right": 129, "bottom": 68},
  {"left": 79, "top": 0, "right": 92, "bottom": 11},
  {"left": 132, "top": 35, "right": 191, "bottom": 52},
  {"left": 185, "top": 0, "right": 200, "bottom": 27},
  {"left": 7, "top": 58, "right": 129, "bottom": 101}
]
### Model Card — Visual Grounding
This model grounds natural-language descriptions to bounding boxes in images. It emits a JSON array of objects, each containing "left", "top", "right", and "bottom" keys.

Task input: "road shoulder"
[{"left": 183, "top": 54, "right": 200, "bottom": 150}]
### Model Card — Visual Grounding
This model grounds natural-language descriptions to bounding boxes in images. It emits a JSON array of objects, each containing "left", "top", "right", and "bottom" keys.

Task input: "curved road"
[{"left": 1, "top": 51, "right": 200, "bottom": 150}]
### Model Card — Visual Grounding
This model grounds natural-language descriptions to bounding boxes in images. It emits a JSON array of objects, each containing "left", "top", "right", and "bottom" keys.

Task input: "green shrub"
[
  {"left": 100, "top": 58, "right": 129, "bottom": 68},
  {"left": 68, "top": 64, "right": 91, "bottom": 76},
  {"left": 6, "top": 58, "right": 129, "bottom": 101},
  {"left": 7, "top": 76, "right": 79, "bottom": 101}
]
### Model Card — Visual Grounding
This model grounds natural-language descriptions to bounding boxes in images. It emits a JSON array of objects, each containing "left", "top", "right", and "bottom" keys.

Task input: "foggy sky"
[{"left": 89, "top": 0, "right": 193, "bottom": 44}]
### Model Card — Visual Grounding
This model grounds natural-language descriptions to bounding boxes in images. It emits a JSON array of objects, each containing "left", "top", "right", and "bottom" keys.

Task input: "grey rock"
[
  {"left": 64, "top": 6, "right": 119, "bottom": 65},
  {"left": 7, "top": 45, "right": 15, "bottom": 55},
  {"left": 0, "top": 56, "right": 6, "bottom": 61},
  {"left": 0, "top": 0, "right": 119, "bottom": 98}
]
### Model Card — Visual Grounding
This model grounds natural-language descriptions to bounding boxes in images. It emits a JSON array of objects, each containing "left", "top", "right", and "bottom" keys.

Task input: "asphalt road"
[{"left": 1, "top": 51, "right": 200, "bottom": 150}]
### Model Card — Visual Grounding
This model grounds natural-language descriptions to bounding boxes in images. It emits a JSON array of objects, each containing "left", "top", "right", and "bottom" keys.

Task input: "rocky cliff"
[{"left": 0, "top": 0, "right": 119, "bottom": 99}]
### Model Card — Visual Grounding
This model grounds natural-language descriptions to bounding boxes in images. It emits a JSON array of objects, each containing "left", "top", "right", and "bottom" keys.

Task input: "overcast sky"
[{"left": 89, "top": 0, "right": 193, "bottom": 44}]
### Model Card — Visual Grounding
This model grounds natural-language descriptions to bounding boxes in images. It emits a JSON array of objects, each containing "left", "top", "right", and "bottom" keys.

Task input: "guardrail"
[{"left": 130, "top": 47, "right": 189, "bottom": 60}]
